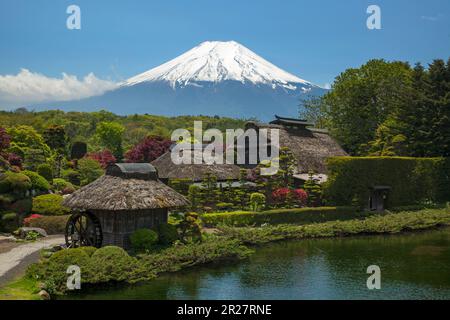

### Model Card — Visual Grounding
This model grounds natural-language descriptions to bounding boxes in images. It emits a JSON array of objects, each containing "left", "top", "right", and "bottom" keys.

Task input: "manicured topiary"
[
  {"left": 249, "top": 193, "right": 266, "bottom": 212},
  {"left": 37, "top": 163, "right": 53, "bottom": 182},
  {"left": 157, "top": 223, "right": 179, "bottom": 245},
  {"left": 22, "top": 170, "right": 51, "bottom": 191},
  {"left": 130, "top": 229, "right": 159, "bottom": 252},
  {"left": 32, "top": 194, "right": 70, "bottom": 216}
]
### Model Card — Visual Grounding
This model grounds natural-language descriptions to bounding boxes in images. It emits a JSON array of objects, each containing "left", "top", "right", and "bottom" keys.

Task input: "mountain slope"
[{"left": 32, "top": 41, "right": 326, "bottom": 121}]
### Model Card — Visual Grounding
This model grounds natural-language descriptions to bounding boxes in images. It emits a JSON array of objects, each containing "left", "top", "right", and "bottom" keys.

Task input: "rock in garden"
[
  {"left": 38, "top": 290, "right": 50, "bottom": 300},
  {"left": 17, "top": 227, "right": 48, "bottom": 239}
]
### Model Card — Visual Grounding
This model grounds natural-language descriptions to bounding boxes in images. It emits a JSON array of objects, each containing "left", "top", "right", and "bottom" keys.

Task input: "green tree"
[
  {"left": 322, "top": 59, "right": 413, "bottom": 155},
  {"left": 77, "top": 158, "right": 104, "bottom": 186},
  {"left": 95, "top": 122, "right": 125, "bottom": 160}
]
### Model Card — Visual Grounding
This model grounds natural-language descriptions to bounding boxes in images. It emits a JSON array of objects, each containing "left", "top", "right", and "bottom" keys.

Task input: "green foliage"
[
  {"left": 139, "top": 238, "right": 253, "bottom": 275},
  {"left": 61, "top": 169, "right": 81, "bottom": 186},
  {"left": 249, "top": 193, "right": 266, "bottom": 212},
  {"left": 178, "top": 212, "right": 202, "bottom": 243},
  {"left": 27, "top": 215, "right": 69, "bottom": 234},
  {"left": 77, "top": 158, "right": 104, "bottom": 186},
  {"left": 156, "top": 223, "right": 179, "bottom": 245},
  {"left": 323, "top": 157, "right": 450, "bottom": 207},
  {"left": 0, "top": 171, "right": 31, "bottom": 193},
  {"left": 320, "top": 59, "right": 413, "bottom": 155},
  {"left": 43, "top": 125, "right": 66, "bottom": 153},
  {"left": 202, "top": 206, "right": 359, "bottom": 227},
  {"left": 52, "top": 178, "right": 74, "bottom": 192},
  {"left": 187, "top": 184, "right": 201, "bottom": 211},
  {"left": 1, "top": 211, "right": 18, "bottom": 232},
  {"left": 37, "top": 163, "right": 53, "bottom": 182},
  {"left": 130, "top": 229, "right": 159, "bottom": 252},
  {"left": 32, "top": 194, "right": 70, "bottom": 216},
  {"left": 89, "top": 246, "right": 146, "bottom": 283},
  {"left": 303, "top": 172, "right": 322, "bottom": 206},
  {"left": 169, "top": 178, "right": 192, "bottom": 196},
  {"left": 220, "top": 208, "right": 450, "bottom": 245},
  {"left": 6, "top": 125, "right": 50, "bottom": 157},
  {"left": 21, "top": 170, "right": 51, "bottom": 191},
  {"left": 95, "top": 122, "right": 125, "bottom": 160}
]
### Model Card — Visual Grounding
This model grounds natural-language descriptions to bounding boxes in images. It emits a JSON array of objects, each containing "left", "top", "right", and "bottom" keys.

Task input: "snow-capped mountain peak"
[{"left": 124, "top": 41, "right": 314, "bottom": 89}]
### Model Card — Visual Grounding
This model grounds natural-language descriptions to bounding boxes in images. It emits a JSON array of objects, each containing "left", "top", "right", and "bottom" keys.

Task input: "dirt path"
[{"left": 0, "top": 236, "right": 64, "bottom": 287}]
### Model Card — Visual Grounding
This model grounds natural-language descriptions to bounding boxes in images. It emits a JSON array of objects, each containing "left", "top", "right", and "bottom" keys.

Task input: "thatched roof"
[
  {"left": 63, "top": 164, "right": 189, "bottom": 211},
  {"left": 151, "top": 151, "right": 241, "bottom": 182},
  {"left": 245, "top": 121, "right": 348, "bottom": 173}
]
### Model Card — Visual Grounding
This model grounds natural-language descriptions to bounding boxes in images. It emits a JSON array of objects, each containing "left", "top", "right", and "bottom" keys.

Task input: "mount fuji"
[{"left": 33, "top": 41, "right": 326, "bottom": 121}]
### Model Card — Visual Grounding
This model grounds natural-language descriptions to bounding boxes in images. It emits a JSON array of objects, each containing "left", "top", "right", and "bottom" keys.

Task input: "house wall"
[{"left": 93, "top": 209, "right": 168, "bottom": 250}]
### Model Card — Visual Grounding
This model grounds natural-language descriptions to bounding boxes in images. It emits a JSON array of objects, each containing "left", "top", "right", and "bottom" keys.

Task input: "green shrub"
[
  {"left": 157, "top": 223, "right": 179, "bottom": 245},
  {"left": 61, "top": 169, "right": 81, "bottom": 186},
  {"left": 52, "top": 178, "right": 74, "bottom": 192},
  {"left": 1, "top": 211, "right": 18, "bottom": 232},
  {"left": 89, "top": 246, "right": 146, "bottom": 283},
  {"left": 323, "top": 157, "right": 450, "bottom": 207},
  {"left": 79, "top": 246, "right": 97, "bottom": 257},
  {"left": 249, "top": 193, "right": 266, "bottom": 212},
  {"left": 178, "top": 212, "right": 202, "bottom": 243},
  {"left": 27, "top": 215, "right": 69, "bottom": 234},
  {"left": 37, "top": 163, "right": 53, "bottom": 182},
  {"left": 0, "top": 171, "right": 31, "bottom": 193},
  {"left": 130, "top": 229, "right": 158, "bottom": 252},
  {"left": 202, "top": 207, "right": 360, "bottom": 227},
  {"left": 22, "top": 170, "right": 51, "bottom": 191},
  {"left": 32, "top": 194, "right": 70, "bottom": 216}
]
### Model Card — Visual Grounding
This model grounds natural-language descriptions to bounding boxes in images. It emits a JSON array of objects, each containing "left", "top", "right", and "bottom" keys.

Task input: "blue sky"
[{"left": 0, "top": 0, "right": 449, "bottom": 101}]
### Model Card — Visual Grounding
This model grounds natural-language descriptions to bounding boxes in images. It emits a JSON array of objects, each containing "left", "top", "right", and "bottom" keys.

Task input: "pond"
[{"left": 67, "top": 228, "right": 450, "bottom": 300}]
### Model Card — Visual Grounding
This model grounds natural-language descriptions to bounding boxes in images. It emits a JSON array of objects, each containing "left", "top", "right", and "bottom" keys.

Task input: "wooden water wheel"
[{"left": 65, "top": 211, "right": 102, "bottom": 248}]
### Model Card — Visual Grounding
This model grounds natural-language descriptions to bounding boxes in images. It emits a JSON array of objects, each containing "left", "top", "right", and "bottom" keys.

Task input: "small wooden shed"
[
  {"left": 368, "top": 186, "right": 391, "bottom": 212},
  {"left": 62, "top": 163, "right": 189, "bottom": 250}
]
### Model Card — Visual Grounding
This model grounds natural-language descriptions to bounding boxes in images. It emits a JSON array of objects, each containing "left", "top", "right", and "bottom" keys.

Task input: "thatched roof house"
[
  {"left": 245, "top": 115, "right": 348, "bottom": 173},
  {"left": 151, "top": 149, "right": 241, "bottom": 182},
  {"left": 63, "top": 163, "right": 189, "bottom": 249}
]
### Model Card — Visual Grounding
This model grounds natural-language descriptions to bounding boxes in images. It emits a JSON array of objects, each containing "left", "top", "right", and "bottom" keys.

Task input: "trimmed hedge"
[
  {"left": 202, "top": 206, "right": 359, "bottom": 227},
  {"left": 323, "top": 157, "right": 450, "bottom": 207}
]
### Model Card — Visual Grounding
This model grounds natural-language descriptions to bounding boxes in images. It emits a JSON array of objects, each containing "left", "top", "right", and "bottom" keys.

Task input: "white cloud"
[
  {"left": 323, "top": 83, "right": 331, "bottom": 90},
  {"left": 0, "top": 69, "right": 118, "bottom": 104},
  {"left": 421, "top": 15, "right": 441, "bottom": 22}
]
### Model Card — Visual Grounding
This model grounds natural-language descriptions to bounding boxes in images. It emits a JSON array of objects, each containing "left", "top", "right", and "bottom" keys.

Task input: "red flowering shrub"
[
  {"left": 272, "top": 188, "right": 291, "bottom": 203},
  {"left": 125, "top": 136, "right": 171, "bottom": 163},
  {"left": 23, "top": 214, "right": 43, "bottom": 227},
  {"left": 86, "top": 150, "right": 116, "bottom": 168},
  {"left": 272, "top": 188, "right": 308, "bottom": 207},
  {"left": 292, "top": 188, "right": 308, "bottom": 206}
]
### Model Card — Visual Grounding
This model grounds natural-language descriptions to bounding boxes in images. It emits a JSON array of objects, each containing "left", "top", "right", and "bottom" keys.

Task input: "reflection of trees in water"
[{"left": 311, "top": 229, "right": 450, "bottom": 290}]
